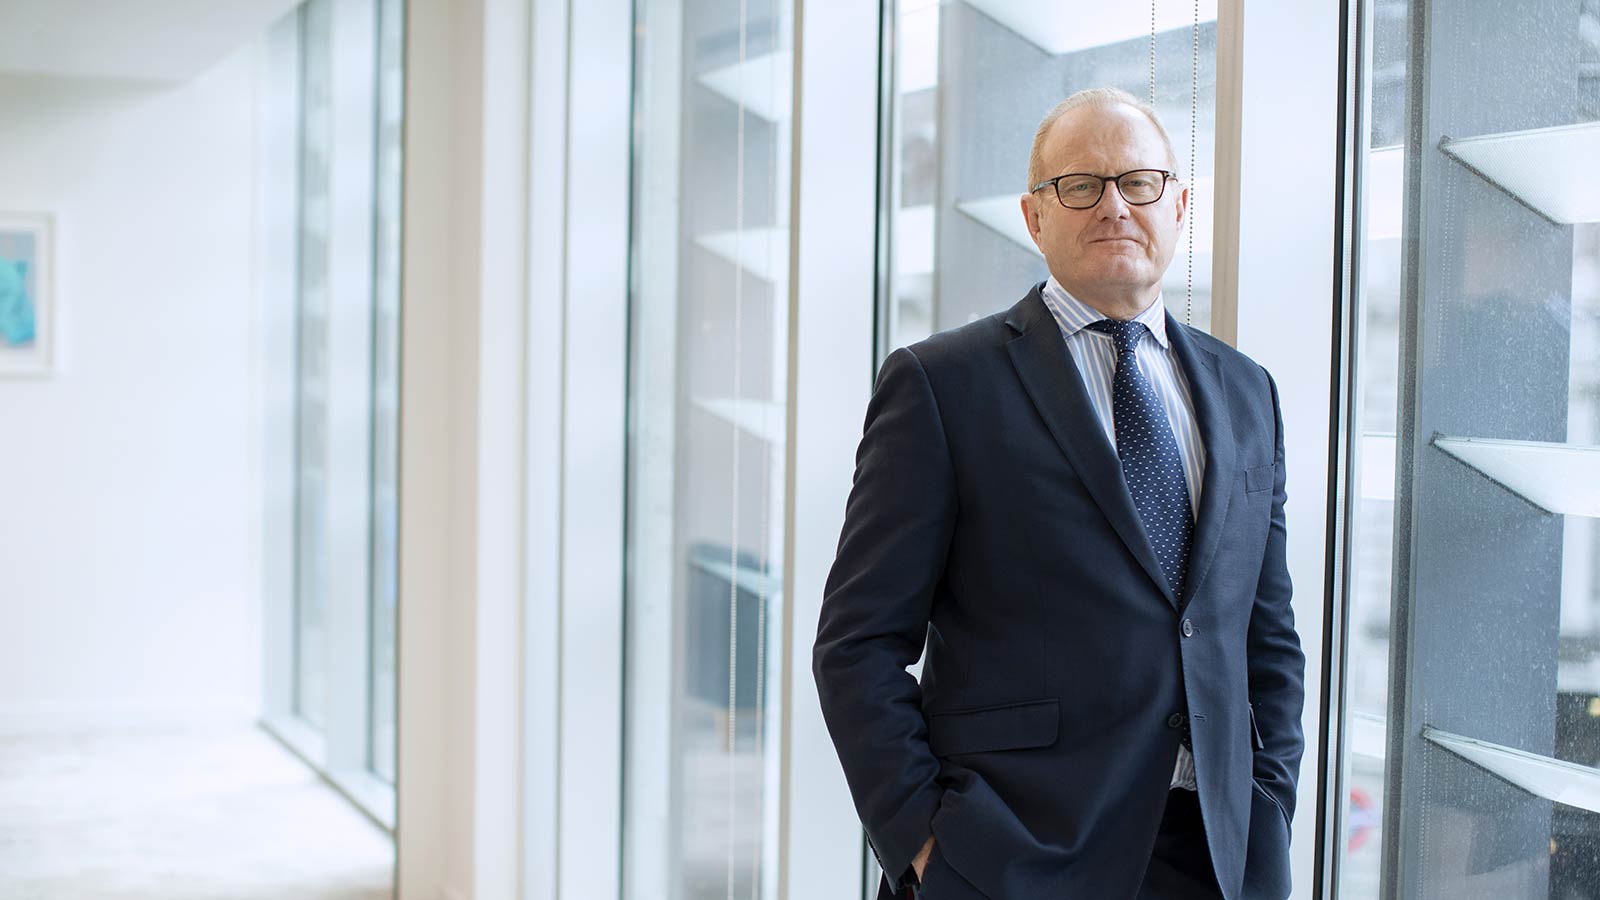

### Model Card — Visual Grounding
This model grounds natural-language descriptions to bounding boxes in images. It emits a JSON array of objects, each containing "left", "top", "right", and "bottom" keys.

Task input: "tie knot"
[{"left": 1087, "top": 318, "right": 1146, "bottom": 354}]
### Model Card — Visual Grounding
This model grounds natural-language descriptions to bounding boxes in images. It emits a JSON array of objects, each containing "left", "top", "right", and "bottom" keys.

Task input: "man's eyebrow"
[{"left": 1054, "top": 166, "right": 1154, "bottom": 176}]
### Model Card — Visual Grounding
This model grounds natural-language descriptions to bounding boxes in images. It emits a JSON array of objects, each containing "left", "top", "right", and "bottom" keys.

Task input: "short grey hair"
[{"left": 1026, "top": 87, "right": 1180, "bottom": 191}]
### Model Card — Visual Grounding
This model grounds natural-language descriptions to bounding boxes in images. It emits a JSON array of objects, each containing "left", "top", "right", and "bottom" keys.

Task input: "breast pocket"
[
  {"left": 1244, "top": 463, "right": 1275, "bottom": 494},
  {"left": 925, "top": 698, "right": 1059, "bottom": 757}
]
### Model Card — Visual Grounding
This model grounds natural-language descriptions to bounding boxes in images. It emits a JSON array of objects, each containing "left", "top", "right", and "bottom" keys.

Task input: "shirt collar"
[{"left": 1040, "top": 274, "right": 1170, "bottom": 349}]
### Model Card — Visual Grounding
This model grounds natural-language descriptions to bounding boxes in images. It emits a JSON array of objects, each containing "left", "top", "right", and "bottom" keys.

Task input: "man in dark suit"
[{"left": 812, "top": 87, "right": 1305, "bottom": 900}]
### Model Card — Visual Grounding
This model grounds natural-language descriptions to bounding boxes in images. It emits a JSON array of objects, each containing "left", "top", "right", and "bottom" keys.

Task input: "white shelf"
[
  {"left": 956, "top": 194, "right": 1038, "bottom": 255},
  {"left": 1440, "top": 121, "right": 1600, "bottom": 225},
  {"left": 963, "top": 0, "right": 1218, "bottom": 56},
  {"left": 693, "top": 396, "right": 786, "bottom": 446},
  {"left": 1433, "top": 436, "right": 1600, "bottom": 517},
  {"left": 694, "top": 227, "right": 789, "bottom": 283},
  {"left": 687, "top": 547, "right": 784, "bottom": 599},
  {"left": 1424, "top": 726, "right": 1600, "bottom": 814},
  {"left": 697, "top": 51, "right": 792, "bottom": 124}
]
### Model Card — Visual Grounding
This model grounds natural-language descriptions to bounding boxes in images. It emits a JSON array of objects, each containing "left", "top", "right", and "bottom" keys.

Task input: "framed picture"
[{"left": 0, "top": 212, "right": 55, "bottom": 377}]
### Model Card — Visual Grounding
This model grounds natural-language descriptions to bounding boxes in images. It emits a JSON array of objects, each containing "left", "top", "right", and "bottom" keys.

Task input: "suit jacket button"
[
  {"left": 1167, "top": 712, "right": 1184, "bottom": 728},
  {"left": 1181, "top": 618, "right": 1194, "bottom": 638}
]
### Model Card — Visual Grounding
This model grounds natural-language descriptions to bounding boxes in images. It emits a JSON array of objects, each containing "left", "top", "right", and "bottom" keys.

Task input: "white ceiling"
[{"left": 0, "top": 0, "right": 304, "bottom": 83}]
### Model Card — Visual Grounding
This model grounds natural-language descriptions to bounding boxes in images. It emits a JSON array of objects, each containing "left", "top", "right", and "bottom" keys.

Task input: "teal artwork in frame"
[
  {"left": 0, "top": 251, "right": 37, "bottom": 347},
  {"left": 0, "top": 213, "right": 54, "bottom": 376}
]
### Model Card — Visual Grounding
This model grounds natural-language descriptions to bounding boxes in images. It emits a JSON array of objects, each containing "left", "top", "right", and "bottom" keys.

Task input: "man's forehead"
[{"left": 1043, "top": 105, "right": 1169, "bottom": 170}]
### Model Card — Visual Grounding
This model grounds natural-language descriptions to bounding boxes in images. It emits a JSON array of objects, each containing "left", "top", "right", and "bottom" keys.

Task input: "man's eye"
[{"left": 1064, "top": 182, "right": 1095, "bottom": 193}]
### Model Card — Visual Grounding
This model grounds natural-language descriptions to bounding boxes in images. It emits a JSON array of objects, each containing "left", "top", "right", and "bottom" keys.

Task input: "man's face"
[{"left": 1021, "top": 104, "right": 1187, "bottom": 304}]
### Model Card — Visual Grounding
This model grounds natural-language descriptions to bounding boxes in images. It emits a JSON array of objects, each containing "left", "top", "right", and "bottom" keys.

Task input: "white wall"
[
  {"left": 0, "top": 44, "right": 267, "bottom": 730},
  {"left": 395, "top": 0, "right": 478, "bottom": 894}
]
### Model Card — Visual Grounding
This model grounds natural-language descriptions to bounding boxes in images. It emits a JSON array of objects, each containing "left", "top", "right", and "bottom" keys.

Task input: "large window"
[
  {"left": 1333, "top": 0, "right": 1600, "bottom": 896},
  {"left": 269, "top": 0, "right": 403, "bottom": 820},
  {"left": 368, "top": 0, "right": 404, "bottom": 788},
  {"left": 881, "top": 0, "right": 1218, "bottom": 354},
  {"left": 294, "top": 0, "right": 334, "bottom": 731},
  {"left": 1332, "top": 1, "right": 1408, "bottom": 893},
  {"left": 622, "top": 1, "right": 793, "bottom": 897}
]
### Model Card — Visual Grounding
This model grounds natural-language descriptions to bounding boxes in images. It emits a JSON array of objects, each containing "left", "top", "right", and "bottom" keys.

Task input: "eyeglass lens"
[{"left": 1056, "top": 170, "right": 1167, "bottom": 209}]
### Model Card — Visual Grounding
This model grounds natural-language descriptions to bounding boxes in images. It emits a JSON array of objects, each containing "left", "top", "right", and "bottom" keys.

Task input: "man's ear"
[{"left": 1020, "top": 193, "right": 1043, "bottom": 248}]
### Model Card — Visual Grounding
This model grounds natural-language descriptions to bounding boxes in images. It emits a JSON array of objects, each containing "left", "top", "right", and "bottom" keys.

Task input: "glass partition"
[
  {"left": 293, "top": 0, "right": 335, "bottom": 730},
  {"left": 623, "top": 0, "right": 793, "bottom": 897},
  {"left": 1333, "top": 0, "right": 1600, "bottom": 896},
  {"left": 368, "top": 0, "right": 404, "bottom": 786},
  {"left": 1330, "top": 1, "right": 1408, "bottom": 893}
]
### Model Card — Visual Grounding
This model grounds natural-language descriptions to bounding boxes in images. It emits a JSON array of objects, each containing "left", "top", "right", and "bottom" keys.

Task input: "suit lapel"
[
  {"left": 1004, "top": 286, "right": 1178, "bottom": 609},
  {"left": 1164, "top": 313, "right": 1237, "bottom": 612}
]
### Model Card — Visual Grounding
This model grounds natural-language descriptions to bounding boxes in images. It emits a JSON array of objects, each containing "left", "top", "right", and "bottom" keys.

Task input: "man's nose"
[{"left": 1095, "top": 180, "right": 1132, "bottom": 217}]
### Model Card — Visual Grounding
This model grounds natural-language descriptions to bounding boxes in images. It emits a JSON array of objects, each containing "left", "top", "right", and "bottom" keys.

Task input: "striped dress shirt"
[{"left": 1040, "top": 276, "right": 1206, "bottom": 792}]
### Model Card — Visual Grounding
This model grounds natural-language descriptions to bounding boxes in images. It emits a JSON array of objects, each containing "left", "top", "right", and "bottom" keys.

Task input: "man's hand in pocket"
[{"left": 912, "top": 836, "right": 935, "bottom": 882}]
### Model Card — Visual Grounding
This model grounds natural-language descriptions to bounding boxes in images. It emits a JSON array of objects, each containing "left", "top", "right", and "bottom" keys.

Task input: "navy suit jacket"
[{"left": 812, "top": 283, "right": 1306, "bottom": 900}]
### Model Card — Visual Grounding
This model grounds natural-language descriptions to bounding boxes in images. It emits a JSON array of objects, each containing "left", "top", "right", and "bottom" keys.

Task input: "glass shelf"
[
  {"left": 1432, "top": 436, "right": 1600, "bottom": 517},
  {"left": 962, "top": 0, "right": 1218, "bottom": 56},
  {"left": 696, "top": 51, "right": 792, "bottom": 124},
  {"left": 954, "top": 195, "right": 1038, "bottom": 256},
  {"left": 687, "top": 544, "right": 785, "bottom": 599},
  {"left": 1424, "top": 725, "right": 1600, "bottom": 814},
  {"left": 1440, "top": 121, "right": 1600, "bottom": 225},
  {"left": 697, "top": 204, "right": 934, "bottom": 281},
  {"left": 692, "top": 396, "right": 787, "bottom": 446},
  {"left": 693, "top": 227, "right": 789, "bottom": 282}
]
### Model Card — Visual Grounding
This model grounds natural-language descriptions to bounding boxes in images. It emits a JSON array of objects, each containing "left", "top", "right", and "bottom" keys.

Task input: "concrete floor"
[{"left": 0, "top": 718, "right": 393, "bottom": 899}]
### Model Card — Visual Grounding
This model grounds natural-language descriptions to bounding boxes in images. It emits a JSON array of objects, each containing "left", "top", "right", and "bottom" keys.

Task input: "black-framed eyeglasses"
[{"left": 1029, "top": 169, "right": 1177, "bottom": 210}]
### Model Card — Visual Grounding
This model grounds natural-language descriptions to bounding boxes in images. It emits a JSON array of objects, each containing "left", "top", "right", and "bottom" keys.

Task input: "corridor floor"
[{"left": 0, "top": 718, "right": 393, "bottom": 899}]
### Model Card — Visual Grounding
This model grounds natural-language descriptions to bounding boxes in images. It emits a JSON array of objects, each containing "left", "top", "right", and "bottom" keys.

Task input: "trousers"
[{"left": 1134, "top": 788, "right": 1225, "bottom": 900}]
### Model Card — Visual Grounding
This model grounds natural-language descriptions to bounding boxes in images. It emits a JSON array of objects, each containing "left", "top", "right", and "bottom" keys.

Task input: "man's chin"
[{"left": 1073, "top": 265, "right": 1154, "bottom": 287}]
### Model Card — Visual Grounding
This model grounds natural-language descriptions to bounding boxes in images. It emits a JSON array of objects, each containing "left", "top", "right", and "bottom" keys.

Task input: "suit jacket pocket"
[
  {"left": 1245, "top": 463, "right": 1275, "bottom": 493},
  {"left": 1252, "top": 778, "right": 1291, "bottom": 831},
  {"left": 925, "top": 698, "right": 1059, "bottom": 757},
  {"left": 1242, "top": 780, "right": 1293, "bottom": 899}
]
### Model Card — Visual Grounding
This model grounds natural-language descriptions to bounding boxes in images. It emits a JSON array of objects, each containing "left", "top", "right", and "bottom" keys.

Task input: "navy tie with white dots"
[
  {"left": 1089, "top": 318, "right": 1196, "bottom": 751},
  {"left": 1086, "top": 318, "right": 1195, "bottom": 600}
]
